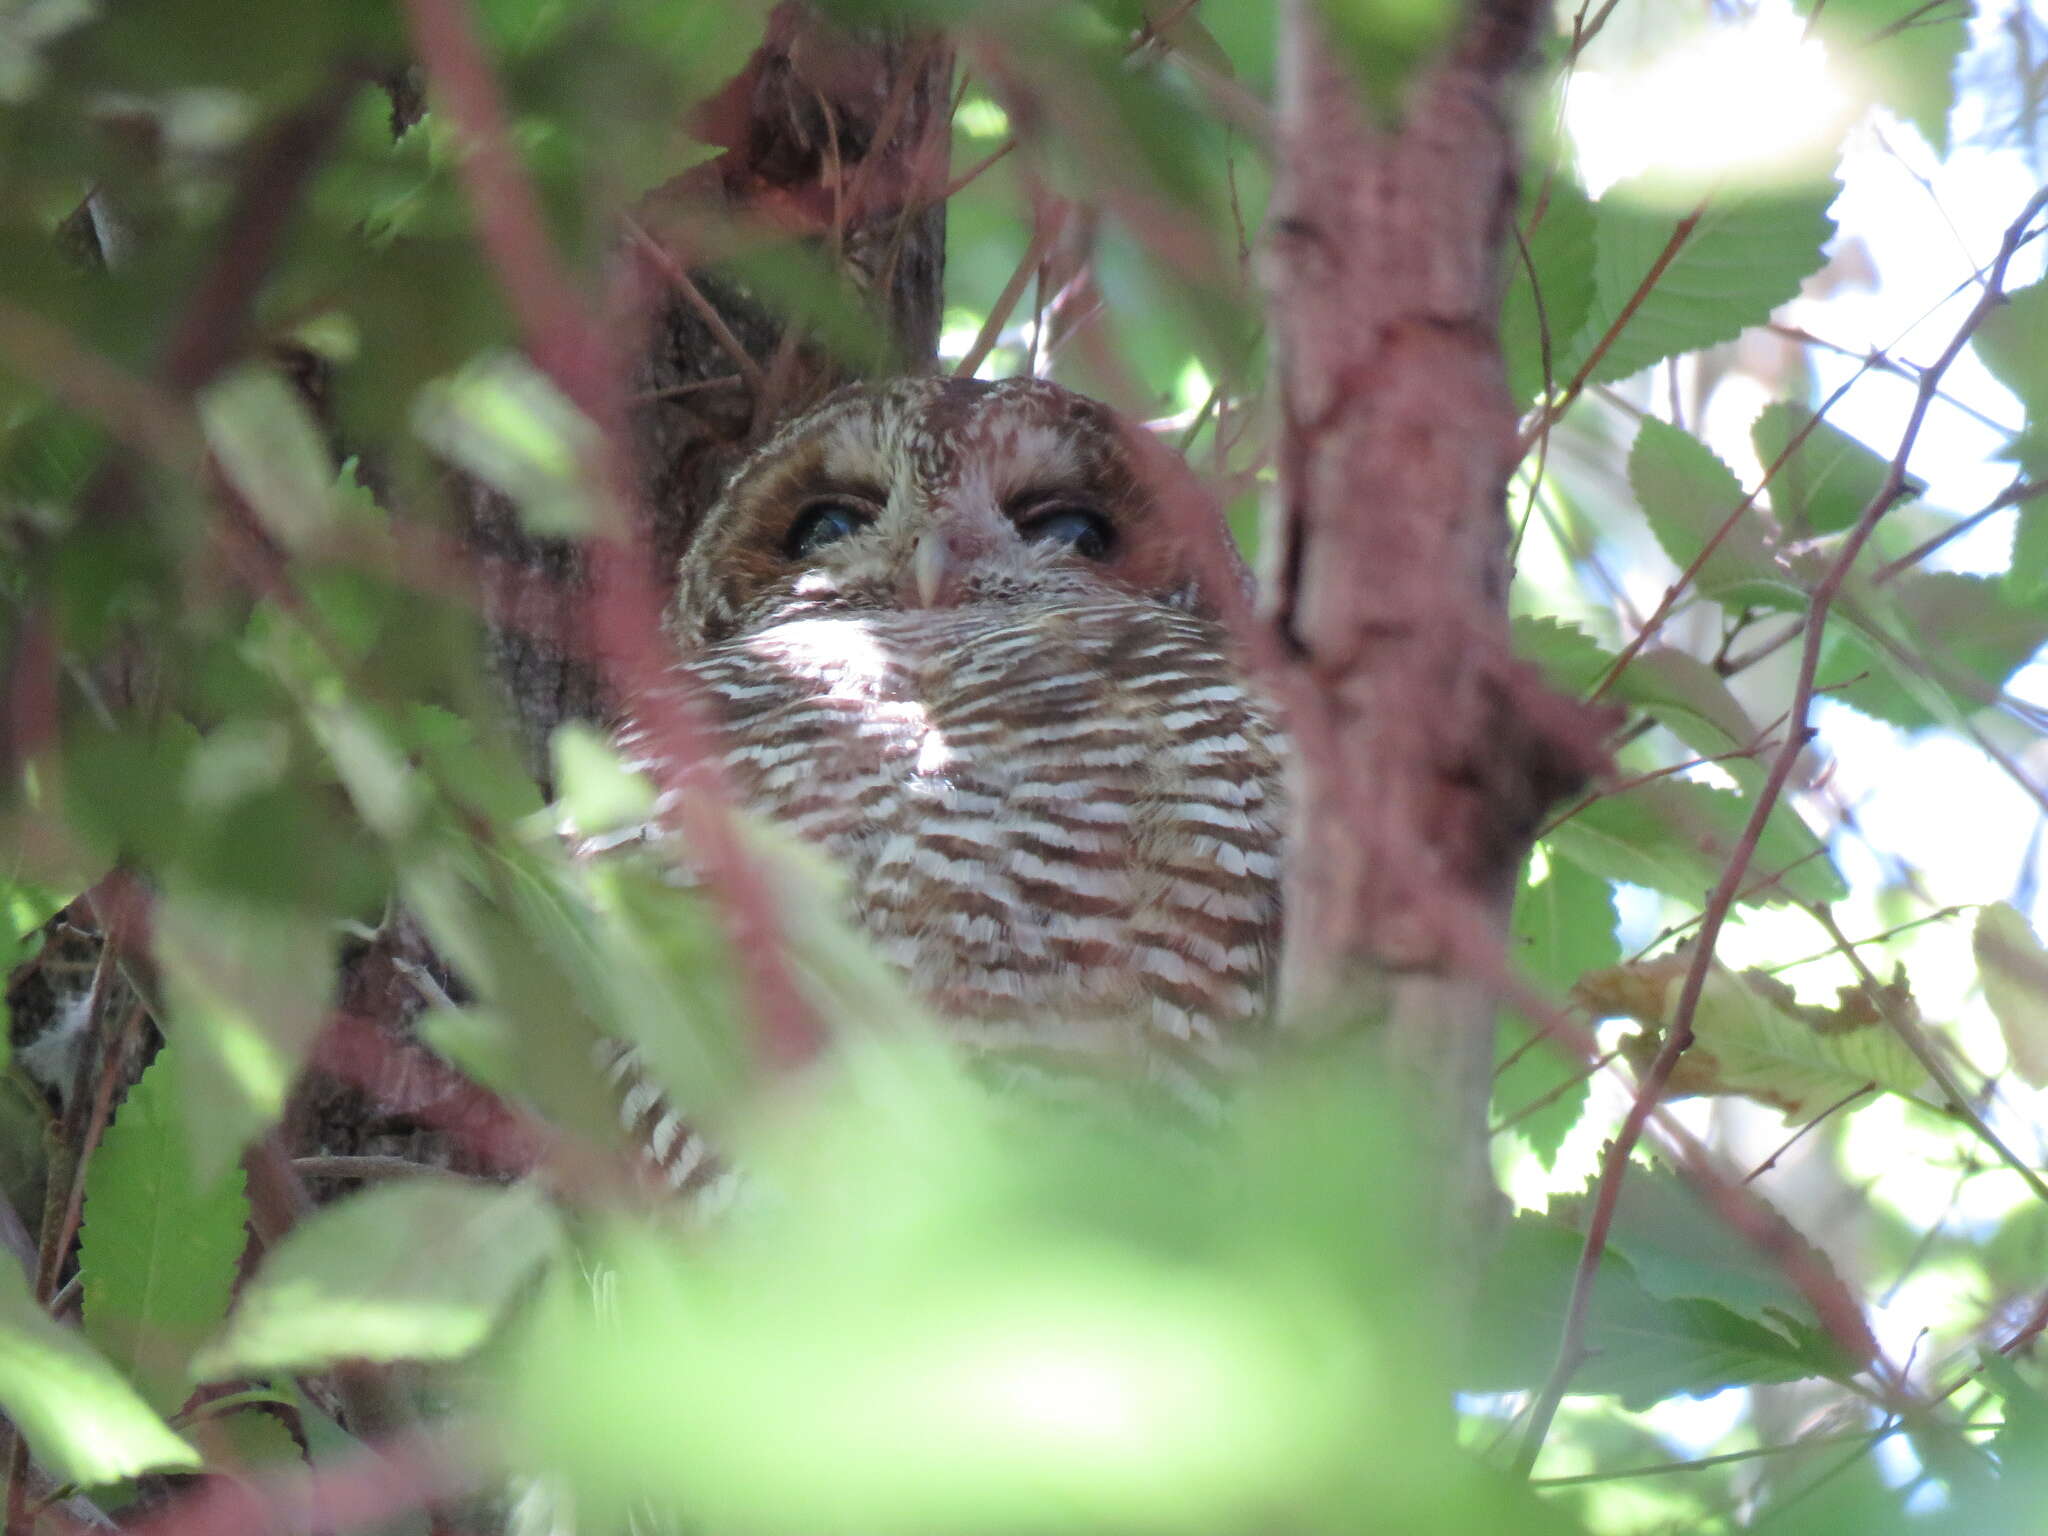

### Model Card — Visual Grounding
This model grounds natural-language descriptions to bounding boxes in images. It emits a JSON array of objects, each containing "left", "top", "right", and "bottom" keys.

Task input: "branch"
[
  {"left": 402, "top": 0, "right": 823, "bottom": 1068},
  {"left": 1513, "top": 183, "right": 2048, "bottom": 1477}
]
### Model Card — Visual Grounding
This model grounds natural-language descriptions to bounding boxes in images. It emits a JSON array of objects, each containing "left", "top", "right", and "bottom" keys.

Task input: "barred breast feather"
[{"left": 672, "top": 598, "right": 1283, "bottom": 1072}]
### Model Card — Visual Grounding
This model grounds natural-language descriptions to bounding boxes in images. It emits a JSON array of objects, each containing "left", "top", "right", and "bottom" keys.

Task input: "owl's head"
[{"left": 670, "top": 376, "right": 1247, "bottom": 650}]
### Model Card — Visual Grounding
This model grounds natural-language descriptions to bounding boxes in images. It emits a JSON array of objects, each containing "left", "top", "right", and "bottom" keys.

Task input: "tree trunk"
[
  {"left": 471, "top": 4, "right": 953, "bottom": 771},
  {"left": 1262, "top": 0, "right": 1601, "bottom": 1332}
]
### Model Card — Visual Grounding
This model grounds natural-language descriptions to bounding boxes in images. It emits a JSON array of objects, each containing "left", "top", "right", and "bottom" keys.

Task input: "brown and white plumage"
[{"left": 615, "top": 377, "right": 1283, "bottom": 1167}]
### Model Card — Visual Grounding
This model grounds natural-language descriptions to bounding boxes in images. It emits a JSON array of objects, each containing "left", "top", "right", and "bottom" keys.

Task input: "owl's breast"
[{"left": 678, "top": 600, "right": 1285, "bottom": 1064}]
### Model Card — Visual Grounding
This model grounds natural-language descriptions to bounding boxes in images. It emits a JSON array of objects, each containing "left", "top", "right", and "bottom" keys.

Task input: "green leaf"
[
  {"left": 78, "top": 1046, "right": 249, "bottom": 1415},
  {"left": 1320, "top": 0, "right": 1458, "bottom": 124},
  {"left": 1607, "top": 647, "right": 1765, "bottom": 790},
  {"left": 1549, "top": 778, "right": 1845, "bottom": 907},
  {"left": 1568, "top": 179, "right": 1836, "bottom": 388},
  {"left": 1979, "top": 279, "right": 2048, "bottom": 420},
  {"left": 1802, "top": 0, "right": 1973, "bottom": 156},
  {"left": 2009, "top": 501, "right": 2048, "bottom": 608},
  {"left": 1976, "top": 902, "right": 2048, "bottom": 1089},
  {"left": 1502, "top": 177, "right": 1597, "bottom": 404},
  {"left": 198, "top": 367, "right": 336, "bottom": 549},
  {"left": 1471, "top": 1218, "right": 1856, "bottom": 1406},
  {"left": 1629, "top": 418, "right": 1801, "bottom": 611},
  {"left": 411, "top": 353, "right": 598, "bottom": 535},
  {"left": 1978, "top": 278, "right": 2048, "bottom": 490},
  {"left": 195, "top": 1179, "right": 560, "bottom": 1377},
  {"left": 1510, "top": 615, "right": 1615, "bottom": 698},
  {"left": 151, "top": 891, "right": 336, "bottom": 1181},
  {"left": 1582, "top": 1164, "right": 1827, "bottom": 1334},
  {"left": 1751, "top": 400, "right": 1911, "bottom": 535},
  {"left": 1499, "top": 855, "right": 1617, "bottom": 1164},
  {"left": 1666, "top": 965, "right": 1927, "bottom": 1116},
  {"left": 552, "top": 722, "right": 655, "bottom": 836},
  {"left": 0, "top": 1255, "right": 198, "bottom": 1486},
  {"left": 1821, "top": 571, "right": 2048, "bottom": 729}
]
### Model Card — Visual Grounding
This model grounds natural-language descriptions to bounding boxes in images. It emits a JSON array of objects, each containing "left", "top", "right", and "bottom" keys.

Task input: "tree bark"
[
  {"left": 1262, "top": 0, "right": 1602, "bottom": 1322},
  {"left": 470, "top": 5, "right": 953, "bottom": 771}
]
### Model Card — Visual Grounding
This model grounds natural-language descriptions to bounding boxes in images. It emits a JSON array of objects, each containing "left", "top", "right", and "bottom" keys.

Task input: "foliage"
[{"left": 0, "top": 1, "right": 2044, "bottom": 1534}]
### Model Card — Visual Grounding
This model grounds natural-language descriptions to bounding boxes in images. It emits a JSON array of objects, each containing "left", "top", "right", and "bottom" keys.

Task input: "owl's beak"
[{"left": 912, "top": 528, "right": 949, "bottom": 608}]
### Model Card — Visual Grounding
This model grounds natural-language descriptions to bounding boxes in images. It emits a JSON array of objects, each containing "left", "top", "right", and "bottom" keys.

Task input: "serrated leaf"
[
  {"left": 196, "top": 1179, "right": 560, "bottom": 1377},
  {"left": 1549, "top": 778, "right": 1845, "bottom": 907},
  {"left": 1752, "top": 400, "right": 1911, "bottom": 535},
  {"left": 1503, "top": 176, "right": 1597, "bottom": 404},
  {"left": 1471, "top": 1218, "right": 1856, "bottom": 1406},
  {"left": 2009, "top": 503, "right": 2048, "bottom": 608},
  {"left": 1569, "top": 179, "right": 1836, "bottom": 388},
  {"left": 1978, "top": 279, "right": 2048, "bottom": 424},
  {"left": 1510, "top": 615, "right": 1615, "bottom": 698},
  {"left": 78, "top": 1046, "right": 249, "bottom": 1415},
  {"left": 1976, "top": 902, "right": 2048, "bottom": 1089},
  {"left": 1582, "top": 1164, "right": 1825, "bottom": 1333},
  {"left": 0, "top": 1255, "right": 198, "bottom": 1485},
  {"left": 1582, "top": 960, "right": 1928, "bottom": 1118},
  {"left": 1629, "top": 418, "right": 1801, "bottom": 611}
]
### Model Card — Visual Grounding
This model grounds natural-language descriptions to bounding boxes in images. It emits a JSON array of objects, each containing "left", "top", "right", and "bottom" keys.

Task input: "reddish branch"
[
  {"left": 401, "top": 0, "right": 822, "bottom": 1068},
  {"left": 1513, "top": 183, "right": 2048, "bottom": 1476},
  {"left": 1261, "top": 0, "right": 1603, "bottom": 1324}
]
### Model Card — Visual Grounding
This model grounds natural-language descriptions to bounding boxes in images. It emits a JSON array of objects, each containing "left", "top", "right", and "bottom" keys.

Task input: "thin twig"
[
  {"left": 1514, "top": 183, "right": 2048, "bottom": 1480},
  {"left": 404, "top": 0, "right": 822, "bottom": 1068},
  {"left": 1742, "top": 1083, "right": 1876, "bottom": 1184},
  {"left": 619, "top": 216, "right": 767, "bottom": 396},
  {"left": 953, "top": 201, "right": 1069, "bottom": 378},
  {"left": 1803, "top": 903, "right": 2048, "bottom": 1208}
]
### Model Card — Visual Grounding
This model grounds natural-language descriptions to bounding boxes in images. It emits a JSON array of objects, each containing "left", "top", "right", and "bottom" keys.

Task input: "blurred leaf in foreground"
[
  {"left": 507, "top": 1032, "right": 1584, "bottom": 1535},
  {"left": 0, "top": 1251, "right": 197, "bottom": 1486},
  {"left": 195, "top": 1177, "right": 560, "bottom": 1379}
]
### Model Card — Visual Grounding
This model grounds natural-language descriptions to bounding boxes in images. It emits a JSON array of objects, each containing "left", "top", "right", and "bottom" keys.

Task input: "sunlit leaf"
[
  {"left": 196, "top": 1178, "right": 560, "bottom": 1377},
  {"left": 78, "top": 1045, "right": 249, "bottom": 1415},
  {"left": 151, "top": 890, "right": 335, "bottom": 1180},
  {"left": 199, "top": 367, "right": 335, "bottom": 549},
  {"left": 412, "top": 353, "right": 598, "bottom": 535},
  {"left": 1548, "top": 778, "right": 1845, "bottom": 907},
  {"left": 1802, "top": 0, "right": 1973, "bottom": 156},
  {"left": 1568, "top": 179, "right": 1836, "bottom": 388},
  {"left": 551, "top": 722, "right": 655, "bottom": 836},
  {"left": 0, "top": 1255, "right": 197, "bottom": 1486},
  {"left": 1579, "top": 958, "right": 1929, "bottom": 1117},
  {"left": 1976, "top": 902, "right": 2048, "bottom": 1089}
]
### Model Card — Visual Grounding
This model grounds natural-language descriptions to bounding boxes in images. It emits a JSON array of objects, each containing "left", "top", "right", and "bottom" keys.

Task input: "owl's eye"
[
  {"left": 1018, "top": 506, "right": 1114, "bottom": 560},
  {"left": 784, "top": 502, "right": 873, "bottom": 559}
]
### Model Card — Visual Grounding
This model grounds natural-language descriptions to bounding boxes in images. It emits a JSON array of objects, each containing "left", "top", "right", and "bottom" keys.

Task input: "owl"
[{"left": 610, "top": 377, "right": 1285, "bottom": 1178}]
